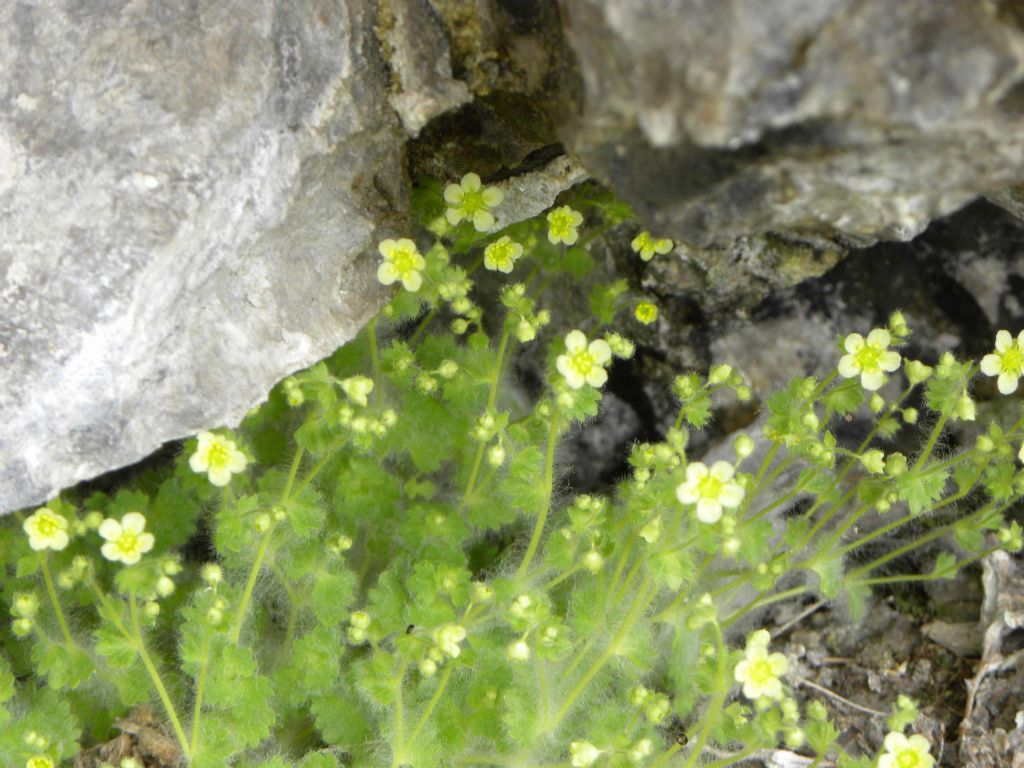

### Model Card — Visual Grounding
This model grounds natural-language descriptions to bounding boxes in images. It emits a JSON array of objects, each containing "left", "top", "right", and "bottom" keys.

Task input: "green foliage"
[{"left": 1, "top": 182, "right": 1015, "bottom": 768}]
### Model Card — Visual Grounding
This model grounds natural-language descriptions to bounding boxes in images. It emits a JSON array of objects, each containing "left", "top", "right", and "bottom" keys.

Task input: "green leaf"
[
  {"left": 94, "top": 625, "right": 138, "bottom": 668},
  {"left": 310, "top": 567, "right": 357, "bottom": 627},
  {"left": 812, "top": 557, "right": 844, "bottom": 599},
  {"left": 391, "top": 394, "right": 458, "bottom": 473},
  {"left": 30, "top": 641, "right": 94, "bottom": 690},
  {"left": 648, "top": 549, "right": 693, "bottom": 591},
  {"left": 806, "top": 717, "right": 840, "bottom": 757},
  {"left": 896, "top": 466, "right": 949, "bottom": 514},
  {"left": 931, "top": 552, "right": 958, "bottom": 579},
  {"left": 311, "top": 680, "right": 371, "bottom": 746},
  {"left": 823, "top": 378, "right": 864, "bottom": 416}
]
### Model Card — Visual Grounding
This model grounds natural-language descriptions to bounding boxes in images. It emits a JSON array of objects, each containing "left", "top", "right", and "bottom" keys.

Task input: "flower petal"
[
  {"left": 51, "top": 531, "right": 70, "bottom": 551},
  {"left": 676, "top": 483, "right": 698, "bottom": 504},
  {"left": 473, "top": 209, "right": 495, "bottom": 232},
  {"left": 837, "top": 354, "right": 860, "bottom": 379},
  {"left": 710, "top": 460, "right": 734, "bottom": 481},
  {"left": 101, "top": 541, "right": 121, "bottom": 562},
  {"left": 878, "top": 350, "right": 902, "bottom": 372},
  {"left": 443, "top": 184, "right": 464, "bottom": 204},
  {"left": 685, "top": 462, "right": 708, "bottom": 482},
  {"left": 565, "top": 330, "right": 587, "bottom": 352},
  {"left": 482, "top": 187, "right": 503, "bottom": 206},
  {"left": 377, "top": 262, "right": 398, "bottom": 285},
  {"left": 995, "top": 330, "right": 1012, "bottom": 352},
  {"left": 866, "top": 328, "right": 891, "bottom": 348},
  {"left": 586, "top": 367, "right": 608, "bottom": 388},
  {"left": 588, "top": 340, "right": 612, "bottom": 364},
  {"left": 861, "top": 370, "right": 885, "bottom": 391},
  {"left": 98, "top": 519, "right": 122, "bottom": 541},
  {"left": 696, "top": 498, "right": 722, "bottom": 523},
  {"left": 461, "top": 172, "right": 481, "bottom": 192},
  {"left": 843, "top": 333, "right": 865, "bottom": 354},
  {"left": 121, "top": 512, "right": 147, "bottom": 534},
  {"left": 208, "top": 467, "right": 232, "bottom": 487},
  {"left": 719, "top": 483, "right": 745, "bottom": 508},
  {"left": 402, "top": 271, "right": 423, "bottom": 292},
  {"left": 377, "top": 239, "right": 396, "bottom": 258},
  {"left": 138, "top": 533, "right": 155, "bottom": 553},
  {"left": 997, "top": 372, "right": 1019, "bottom": 395},
  {"left": 980, "top": 353, "right": 1002, "bottom": 376}
]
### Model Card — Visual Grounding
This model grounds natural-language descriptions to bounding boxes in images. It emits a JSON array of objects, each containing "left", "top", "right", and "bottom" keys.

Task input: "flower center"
[
  {"left": 550, "top": 212, "right": 574, "bottom": 236},
  {"left": 896, "top": 750, "right": 921, "bottom": 768},
  {"left": 392, "top": 249, "right": 418, "bottom": 277},
  {"left": 490, "top": 243, "right": 514, "bottom": 267},
  {"left": 460, "top": 190, "right": 486, "bottom": 214},
  {"left": 697, "top": 475, "right": 723, "bottom": 500},
  {"left": 569, "top": 349, "right": 596, "bottom": 375},
  {"left": 117, "top": 531, "right": 141, "bottom": 555},
  {"left": 748, "top": 659, "right": 774, "bottom": 684},
  {"left": 636, "top": 233, "right": 654, "bottom": 252},
  {"left": 1001, "top": 347, "right": 1023, "bottom": 375},
  {"left": 36, "top": 515, "right": 59, "bottom": 536},
  {"left": 855, "top": 345, "right": 883, "bottom": 371},
  {"left": 207, "top": 442, "right": 229, "bottom": 470}
]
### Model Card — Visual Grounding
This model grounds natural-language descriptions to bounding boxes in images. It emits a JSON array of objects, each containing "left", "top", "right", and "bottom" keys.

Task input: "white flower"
[
  {"left": 432, "top": 623, "right": 467, "bottom": 658},
  {"left": 675, "top": 461, "right": 745, "bottom": 523},
  {"left": 878, "top": 732, "right": 935, "bottom": 768},
  {"left": 547, "top": 205, "right": 584, "bottom": 245},
  {"left": 733, "top": 629, "right": 788, "bottom": 701},
  {"left": 980, "top": 329, "right": 1024, "bottom": 395},
  {"left": 569, "top": 741, "right": 603, "bottom": 768},
  {"left": 99, "top": 513, "right": 155, "bottom": 566},
  {"left": 837, "top": 329, "right": 902, "bottom": 391},
  {"left": 630, "top": 231, "right": 673, "bottom": 261},
  {"left": 377, "top": 238, "right": 426, "bottom": 291},
  {"left": 557, "top": 330, "right": 612, "bottom": 389},
  {"left": 189, "top": 431, "right": 248, "bottom": 487},
  {"left": 23, "top": 508, "right": 70, "bottom": 552},
  {"left": 483, "top": 236, "right": 523, "bottom": 273},
  {"left": 444, "top": 172, "right": 503, "bottom": 232}
]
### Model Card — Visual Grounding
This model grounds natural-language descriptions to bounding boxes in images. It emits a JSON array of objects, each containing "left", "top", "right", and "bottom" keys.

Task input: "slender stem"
[
  {"left": 544, "top": 565, "right": 582, "bottom": 590},
  {"left": 552, "top": 577, "right": 653, "bottom": 729},
  {"left": 914, "top": 413, "right": 949, "bottom": 471},
  {"left": 855, "top": 546, "right": 1000, "bottom": 586},
  {"left": 516, "top": 415, "right": 560, "bottom": 581},
  {"left": 408, "top": 309, "right": 438, "bottom": 347},
  {"left": 129, "top": 593, "right": 190, "bottom": 758},
  {"left": 721, "top": 586, "right": 808, "bottom": 628},
  {"left": 229, "top": 446, "right": 306, "bottom": 643},
  {"left": 681, "top": 622, "right": 728, "bottom": 768},
  {"left": 409, "top": 664, "right": 453, "bottom": 745},
  {"left": 230, "top": 528, "right": 274, "bottom": 644},
  {"left": 293, "top": 440, "right": 347, "bottom": 498},
  {"left": 190, "top": 634, "right": 211, "bottom": 755},
  {"left": 461, "top": 326, "right": 513, "bottom": 508},
  {"left": 392, "top": 661, "right": 409, "bottom": 768},
  {"left": 368, "top": 318, "right": 380, "bottom": 382},
  {"left": 39, "top": 554, "right": 75, "bottom": 648}
]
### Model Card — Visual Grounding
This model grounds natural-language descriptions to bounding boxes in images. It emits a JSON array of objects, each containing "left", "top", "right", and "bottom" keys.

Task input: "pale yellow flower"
[
  {"left": 556, "top": 330, "right": 612, "bottom": 389},
  {"left": 547, "top": 205, "right": 583, "bottom": 245},
  {"left": 980, "top": 329, "right": 1024, "bottom": 395},
  {"left": 23, "top": 508, "right": 70, "bottom": 552},
  {"left": 99, "top": 512, "right": 155, "bottom": 566},
  {"left": 734, "top": 629, "right": 788, "bottom": 700},
  {"left": 838, "top": 329, "right": 901, "bottom": 391},
  {"left": 189, "top": 431, "right": 248, "bottom": 486},
  {"left": 676, "top": 461, "right": 745, "bottom": 524},
  {"left": 377, "top": 238, "right": 426, "bottom": 292},
  {"left": 483, "top": 236, "right": 523, "bottom": 273},
  {"left": 878, "top": 732, "right": 934, "bottom": 768},
  {"left": 631, "top": 231, "right": 673, "bottom": 261},
  {"left": 444, "top": 172, "right": 503, "bottom": 232}
]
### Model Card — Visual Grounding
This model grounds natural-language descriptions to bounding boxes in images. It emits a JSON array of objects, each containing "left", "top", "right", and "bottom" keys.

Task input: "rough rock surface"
[
  {"left": 561, "top": 0, "right": 1024, "bottom": 247},
  {"left": 0, "top": 1, "right": 405, "bottom": 512}
]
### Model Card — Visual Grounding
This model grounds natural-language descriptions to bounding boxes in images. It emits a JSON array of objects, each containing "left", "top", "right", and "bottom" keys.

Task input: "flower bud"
[
  {"left": 708, "top": 364, "right": 733, "bottom": 386},
  {"left": 451, "top": 318, "right": 469, "bottom": 335},
  {"left": 486, "top": 444, "right": 506, "bottom": 467},
  {"left": 438, "top": 360, "right": 459, "bottom": 379},
  {"left": 381, "top": 409, "right": 398, "bottom": 427},
  {"left": 904, "top": 359, "right": 933, "bottom": 385},
  {"left": 860, "top": 449, "right": 885, "bottom": 475},
  {"left": 143, "top": 601, "right": 161, "bottom": 618},
  {"left": 734, "top": 434, "right": 755, "bottom": 460},
  {"left": 254, "top": 513, "right": 271, "bottom": 533},
  {"left": 582, "top": 550, "right": 604, "bottom": 574},
  {"left": 507, "top": 639, "right": 531, "bottom": 661},
  {"left": 161, "top": 558, "right": 182, "bottom": 576},
  {"left": 206, "top": 607, "right": 223, "bottom": 625},
  {"left": 471, "top": 582, "right": 494, "bottom": 603},
  {"left": 12, "top": 592, "right": 40, "bottom": 618},
  {"left": 888, "top": 310, "right": 909, "bottom": 339},
  {"left": 155, "top": 576, "right": 175, "bottom": 598},
  {"left": 201, "top": 563, "right": 223, "bottom": 588},
  {"left": 418, "top": 658, "right": 437, "bottom": 677},
  {"left": 870, "top": 393, "right": 885, "bottom": 414},
  {"left": 634, "top": 302, "right": 658, "bottom": 325},
  {"left": 330, "top": 534, "right": 354, "bottom": 554}
]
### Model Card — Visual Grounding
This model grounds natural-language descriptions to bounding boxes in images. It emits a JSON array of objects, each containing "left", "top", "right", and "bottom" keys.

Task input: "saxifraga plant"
[{"left": 2, "top": 174, "right": 1023, "bottom": 768}]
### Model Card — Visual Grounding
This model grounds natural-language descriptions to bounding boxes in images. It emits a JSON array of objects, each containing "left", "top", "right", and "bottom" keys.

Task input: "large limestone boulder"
[
  {"left": 561, "top": 0, "right": 1024, "bottom": 247},
  {"left": 0, "top": 1, "right": 404, "bottom": 511}
]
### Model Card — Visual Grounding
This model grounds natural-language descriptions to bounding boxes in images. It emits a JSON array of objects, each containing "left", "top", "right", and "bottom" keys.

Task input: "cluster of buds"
[
  {"left": 472, "top": 410, "right": 507, "bottom": 443},
  {"left": 282, "top": 376, "right": 305, "bottom": 407},
  {"left": 328, "top": 533, "right": 354, "bottom": 556},
  {"left": 347, "top": 610, "right": 371, "bottom": 645},
  {"left": 10, "top": 591, "right": 40, "bottom": 637},
  {"left": 337, "top": 404, "right": 397, "bottom": 439},
  {"left": 56, "top": 555, "right": 90, "bottom": 589},
  {"left": 501, "top": 283, "right": 550, "bottom": 343},
  {"left": 629, "top": 685, "right": 672, "bottom": 723}
]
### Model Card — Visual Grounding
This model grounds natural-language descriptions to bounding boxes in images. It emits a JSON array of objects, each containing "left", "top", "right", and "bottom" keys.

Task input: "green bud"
[
  {"left": 860, "top": 449, "right": 885, "bottom": 475},
  {"left": 708, "top": 364, "right": 733, "bottom": 386},
  {"left": 904, "top": 359, "right": 933, "bottom": 385},
  {"left": 438, "top": 360, "right": 459, "bottom": 379},
  {"left": 734, "top": 434, "right": 755, "bottom": 460}
]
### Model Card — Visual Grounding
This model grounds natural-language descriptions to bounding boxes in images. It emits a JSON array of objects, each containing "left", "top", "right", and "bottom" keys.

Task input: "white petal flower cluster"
[
  {"left": 838, "top": 329, "right": 901, "bottom": 391},
  {"left": 99, "top": 512, "right": 155, "bottom": 566},
  {"left": 556, "top": 330, "right": 612, "bottom": 390},
  {"left": 733, "top": 629, "right": 789, "bottom": 701}
]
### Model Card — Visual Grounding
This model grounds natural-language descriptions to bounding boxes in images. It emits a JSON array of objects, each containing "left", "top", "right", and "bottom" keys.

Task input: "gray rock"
[
  {"left": 0, "top": 0, "right": 404, "bottom": 512},
  {"left": 561, "top": 0, "right": 1024, "bottom": 247}
]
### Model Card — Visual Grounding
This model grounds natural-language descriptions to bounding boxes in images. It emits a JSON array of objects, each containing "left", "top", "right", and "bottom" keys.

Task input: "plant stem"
[
  {"left": 392, "top": 661, "right": 409, "bottom": 768},
  {"left": 516, "top": 415, "right": 560, "bottom": 581},
  {"left": 551, "top": 577, "right": 653, "bottom": 729},
  {"left": 129, "top": 593, "right": 190, "bottom": 758},
  {"left": 39, "top": 554, "right": 75, "bottom": 649},
  {"left": 190, "top": 634, "right": 211, "bottom": 755},
  {"left": 680, "top": 622, "right": 728, "bottom": 768},
  {"left": 409, "top": 664, "right": 453, "bottom": 745}
]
